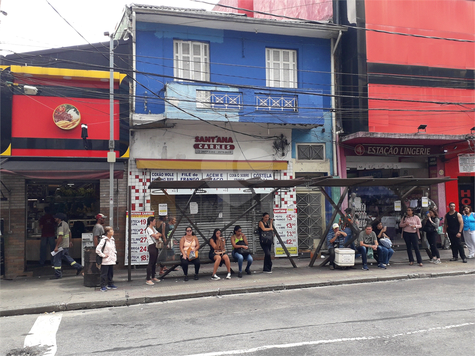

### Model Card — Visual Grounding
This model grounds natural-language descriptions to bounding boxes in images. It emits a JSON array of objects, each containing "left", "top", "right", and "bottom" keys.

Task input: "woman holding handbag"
[
  {"left": 231, "top": 225, "right": 253, "bottom": 278},
  {"left": 180, "top": 227, "right": 201, "bottom": 281},
  {"left": 423, "top": 208, "right": 441, "bottom": 264},
  {"left": 399, "top": 208, "right": 423, "bottom": 266},
  {"left": 372, "top": 220, "right": 394, "bottom": 266},
  {"left": 258, "top": 212, "right": 274, "bottom": 273},
  {"left": 145, "top": 216, "right": 162, "bottom": 286},
  {"left": 209, "top": 228, "right": 231, "bottom": 280},
  {"left": 95, "top": 226, "right": 117, "bottom": 292}
]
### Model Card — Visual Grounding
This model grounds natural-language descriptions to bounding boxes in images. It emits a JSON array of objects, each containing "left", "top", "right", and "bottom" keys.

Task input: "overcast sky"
[{"left": 0, "top": 0, "right": 218, "bottom": 56}]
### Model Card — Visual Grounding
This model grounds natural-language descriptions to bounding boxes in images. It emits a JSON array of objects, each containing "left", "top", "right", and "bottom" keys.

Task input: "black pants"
[
  {"left": 181, "top": 257, "right": 200, "bottom": 276},
  {"left": 147, "top": 244, "right": 158, "bottom": 280},
  {"left": 403, "top": 232, "right": 422, "bottom": 264},
  {"left": 329, "top": 247, "right": 336, "bottom": 267},
  {"left": 100, "top": 265, "right": 114, "bottom": 288},
  {"left": 426, "top": 232, "right": 440, "bottom": 259},
  {"left": 260, "top": 241, "right": 273, "bottom": 272},
  {"left": 448, "top": 231, "right": 466, "bottom": 259}
]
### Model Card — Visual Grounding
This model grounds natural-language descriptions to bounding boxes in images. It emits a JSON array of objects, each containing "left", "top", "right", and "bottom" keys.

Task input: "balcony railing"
[
  {"left": 196, "top": 90, "right": 242, "bottom": 110},
  {"left": 255, "top": 94, "right": 298, "bottom": 112}
]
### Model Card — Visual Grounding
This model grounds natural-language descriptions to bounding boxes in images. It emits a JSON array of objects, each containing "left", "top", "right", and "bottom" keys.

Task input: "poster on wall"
[
  {"left": 273, "top": 208, "right": 298, "bottom": 257},
  {"left": 125, "top": 211, "right": 154, "bottom": 265}
]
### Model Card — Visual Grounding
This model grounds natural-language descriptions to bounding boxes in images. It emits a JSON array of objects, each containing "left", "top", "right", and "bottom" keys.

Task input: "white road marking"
[
  {"left": 186, "top": 322, "right": 475, "bottom": 356},
  {"left": 24, "top": 314, "right": 62, "bottom": 356}
]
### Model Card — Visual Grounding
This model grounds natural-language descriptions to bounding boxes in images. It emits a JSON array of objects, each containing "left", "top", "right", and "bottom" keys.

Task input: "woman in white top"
[
  {"left": 146, "top": 216, "right": 162, "bottom": 285},
  {"left": 96, "top": 226, "right": 117, "bottom": 292}
]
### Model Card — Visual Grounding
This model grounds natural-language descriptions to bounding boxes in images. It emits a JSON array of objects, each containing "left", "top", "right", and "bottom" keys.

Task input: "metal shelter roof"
[{"left": 148, "top": 176, "right": 454, "bottom": 190}]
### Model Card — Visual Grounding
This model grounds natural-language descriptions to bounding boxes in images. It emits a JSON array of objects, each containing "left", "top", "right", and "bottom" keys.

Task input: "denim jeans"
[
  {"left": 357, "top": 245, "right": 383, "bottom": 266},
  {"left": 232, "top": 250, "right": 253, "bottom": 272},
  {"left": 40, "top": 236, "right": 56, "bottom": 265},
  {"left": 378, "top": 246, "right": 394, "bottom": 265}
]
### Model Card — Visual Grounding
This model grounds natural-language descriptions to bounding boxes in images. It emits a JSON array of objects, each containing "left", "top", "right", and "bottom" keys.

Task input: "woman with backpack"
[
  {"left": 96, "top": 226, "right": 117, "bottom": 292},
  {"left": 423, "top": 208, "right": 441, "bottom": 264}
]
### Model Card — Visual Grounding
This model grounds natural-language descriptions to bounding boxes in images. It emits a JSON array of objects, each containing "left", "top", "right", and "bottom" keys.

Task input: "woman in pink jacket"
[
  {"left": 399, "top": 208, "right": 423, "bottom": 266},
  {"left": 96, "top": 226, "right": 118, "bottom": 292}
]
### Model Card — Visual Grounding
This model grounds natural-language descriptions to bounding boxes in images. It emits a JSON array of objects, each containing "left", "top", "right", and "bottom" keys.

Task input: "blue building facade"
[{"left": 116, "top": 6, "right": 344, "bottom": 252}]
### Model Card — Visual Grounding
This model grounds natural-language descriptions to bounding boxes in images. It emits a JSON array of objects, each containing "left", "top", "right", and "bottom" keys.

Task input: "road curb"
[{"left": 2, "top": 269, "right": 474, "bottom": 317}]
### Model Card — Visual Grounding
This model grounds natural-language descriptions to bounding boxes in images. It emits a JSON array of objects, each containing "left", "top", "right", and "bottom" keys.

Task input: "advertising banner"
[
  {"left": 273, "top": 207, "right": 298, "bottom": 257},
  {"left": 125, "top": 211, "right": 154, "bottom": 265}
]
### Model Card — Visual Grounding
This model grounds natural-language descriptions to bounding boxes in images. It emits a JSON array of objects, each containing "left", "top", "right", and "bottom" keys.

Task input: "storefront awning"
[
  {"left": 341, "top": 131, "right": 471, "bottom": 146},
  {"left": 137, "top": 159, "right": 288, "bottom": 171},
  {"left": 0, "top": 160, "right": 124, "bottom": 180},
  {"left": 149, "top": 176, "right": 454, "bottom": 190}
]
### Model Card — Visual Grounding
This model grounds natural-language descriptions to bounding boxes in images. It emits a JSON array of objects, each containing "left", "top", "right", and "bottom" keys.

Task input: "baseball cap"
[
  {"left": 96, "top": 213, "right": 107, "bottom": 220},
  {"left": 332, "top": 223, "right": 339, "bottom": 229}
]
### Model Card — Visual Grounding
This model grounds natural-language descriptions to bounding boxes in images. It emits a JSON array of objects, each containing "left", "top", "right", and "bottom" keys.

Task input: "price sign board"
[
  {"left": 273, "top": 208, "right": 298, "bottom": 257},
  {"left": 125, "top": 211, "right": 154, "bottom": 265}
]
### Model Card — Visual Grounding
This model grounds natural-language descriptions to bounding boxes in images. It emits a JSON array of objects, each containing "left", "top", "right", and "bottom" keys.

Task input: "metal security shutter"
[
  {"left": 174, "top": 193, "right": 274, "bottom": 257},
  {"left": 296, "top": 189, "right": 324, "bottom": 250}
]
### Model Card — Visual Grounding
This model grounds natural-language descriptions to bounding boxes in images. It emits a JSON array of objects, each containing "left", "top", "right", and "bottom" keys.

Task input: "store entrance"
[{"left": 26, "top": 180, "right": 99, "bottom": 272}]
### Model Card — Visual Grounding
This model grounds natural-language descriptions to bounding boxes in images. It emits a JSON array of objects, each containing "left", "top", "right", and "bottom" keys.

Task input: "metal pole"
[
  {"left": 107, "top": 33, "right": 115, "bottom": 228},
  {"left": 127, "top": 186, "right": 132, "bottom": 282}
]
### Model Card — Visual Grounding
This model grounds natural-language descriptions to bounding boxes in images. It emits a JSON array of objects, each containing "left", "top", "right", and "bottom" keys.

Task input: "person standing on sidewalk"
[
  {"left": 423, "top": 209, "right": 441, "bottom": 264},
  {"left": 51, "top": 213, "right": 83, "bottom": 279},
  {"left": 145, "top": 216, "right": 162, "bottom": 285},
  {"left": 96, "top": 226, "right": 117, "bottom": 292},
  {"left": 93, "top": 213, "right": 106, "bottom": 246},
  {"left": 444, "top": 202, "right": 466, "bottom": 263},
  {"left": 462, "top": 205, "right": 475, "bottom": 259},
  {"left": 399, "top": 208, "right": 423, "bottom": 267},
  {"left": 258, "top": 213, "right": 274, "bottom": 273},
  {"left": 39, "top": 207, "right": 56, "bottom": 266}
]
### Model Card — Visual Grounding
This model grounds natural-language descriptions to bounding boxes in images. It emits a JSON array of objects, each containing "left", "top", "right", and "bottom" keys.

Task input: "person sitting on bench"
[
  {"left": 357, "top": 225, "right": 386, "bottom": 270},
  {"left": 209, "top": 228, "right": 231, "bottom": 281},
  {"left": 326, "top": 223, "right": 347, "bottom": 270},
  {"left": 231, "top": 225, "right": 253, "bottom": 278}
]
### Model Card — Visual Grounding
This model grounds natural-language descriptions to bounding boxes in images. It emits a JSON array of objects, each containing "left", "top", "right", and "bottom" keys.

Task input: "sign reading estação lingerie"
[
  {"left": 194, "top": 136, "right": 235, "bottom": 154},
  {"left": 354, "top": 144, "right": 433, "bottom": 156}
]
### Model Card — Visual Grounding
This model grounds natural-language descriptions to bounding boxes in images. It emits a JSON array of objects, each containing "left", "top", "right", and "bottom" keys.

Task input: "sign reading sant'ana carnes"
[
  {"left": 354, "top": 144, "right": 433, "bottom": 156},
  {"left": 194, "top": 136, "right": 235, "bottom": 154}
]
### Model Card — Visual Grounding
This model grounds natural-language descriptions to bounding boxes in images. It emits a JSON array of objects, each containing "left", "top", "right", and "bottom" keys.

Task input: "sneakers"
[
  {"left": 145, "top": 280, "right": 154, "bottom": 286},
  {"left": 245, "top": 268, "right": 251, "bottom": 275},
  {"left": 100, "top": 287, "right": 108, "bottom": 292},
  {"left": 194, "top": 274, "right": 199, "bottom": 280},
  {"left": 238, "top": 272, "right": 243, "bottom": 278},
  {"left": 184, "top": 275, "right": 189, "bottom": 282},
  {"left": 467, "top": 254, "right": 474, "bottom": 259},
  {"left": 226, "top": 273, "right": 231, "bottom": 279},
  {"left": 107, "top": 285, "right": 118, "bottom": 290},
  {"left": 362, "top": 265, "right": 369, "bottom": 270},
  {"left": 430, "top": 259, "right": 436, "bottom": 263},
  {"left": 450, "top": 258, "right": 458, "bottom": 261},
  {"left": 378, "top": 264, "right": 386, "bottom": 269},
  {"left": 263, "top": 270, "right": 272, "bottom": 274},
  {"left": 76, "top": 266, "right": 84, "bottom": 276},
  {"left": 152, "top": 278, "right": 161, "bottom": 282},
  {"left": 462, "top": 259, "right": 467, "bottom": 263},
  {"left": 434, "top": 259, "right": 441, "bottom": 264},
  {"left": 211, "top": 275, "right": 220, "bottom": 281}
]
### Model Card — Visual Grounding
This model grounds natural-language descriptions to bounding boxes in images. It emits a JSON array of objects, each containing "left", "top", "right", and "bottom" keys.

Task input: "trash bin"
[{"left": 84, "top": 246, "right": 101, "bottom": 287}]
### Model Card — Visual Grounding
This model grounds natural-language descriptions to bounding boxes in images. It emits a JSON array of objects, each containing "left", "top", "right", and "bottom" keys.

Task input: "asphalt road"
[{"left": 2, "top": 275, "right": 474, "bottom": 356}]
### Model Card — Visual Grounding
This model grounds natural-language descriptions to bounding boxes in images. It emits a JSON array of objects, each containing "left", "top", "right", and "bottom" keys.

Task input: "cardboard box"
[{"left": 335, "top": 248, "right": 355, "bottom": 266}]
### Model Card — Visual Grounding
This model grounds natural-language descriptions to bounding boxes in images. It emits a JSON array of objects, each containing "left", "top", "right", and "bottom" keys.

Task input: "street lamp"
[{"left": 105, "top": 31, "right": 115, "bottom": 228}]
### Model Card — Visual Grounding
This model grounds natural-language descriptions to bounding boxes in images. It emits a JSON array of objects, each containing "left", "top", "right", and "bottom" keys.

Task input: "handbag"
[
  {"left": 422, "top": 220, "right": 435, "bottom": 234},
  {"left": 156, "top": 237, "right": 164, "bottom": 249},
  {"left": 260, "top": 230, "right": 273, "bottom": 244},
  {"left": 234, "top": 240, "right": 251, "bottom": 258},
  {"left": 96, "top": 238, "right": 107, "bottom": 267},
  {"left": 187, "top": 240, "right": 199, "bottom": 260},
  {"left": 379, "top": 237, "right": 392, "bottom": 249}
]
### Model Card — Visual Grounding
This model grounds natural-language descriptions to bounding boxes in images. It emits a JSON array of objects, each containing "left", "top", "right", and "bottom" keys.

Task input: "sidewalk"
[{"left": 1, "top": 249, "right": 474, "bottom": 317}]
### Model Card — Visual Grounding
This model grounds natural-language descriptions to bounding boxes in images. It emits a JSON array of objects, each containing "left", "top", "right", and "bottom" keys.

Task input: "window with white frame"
[
  {"left": 174, "top": 40, "right": 209, "bottom": 81},
  {"left": 297, "top": 144, "right": 325, "bottom": 161},
  {"left": 266, "top": 48, "right": 297, "bottom": 88}
]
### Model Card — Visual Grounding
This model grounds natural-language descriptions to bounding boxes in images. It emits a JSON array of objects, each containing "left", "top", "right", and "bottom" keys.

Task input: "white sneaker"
[
  {"left": 468, "top": 254, "right": 474, "bottom": 259},
  {"left": 211, "top": 275, "right": 220, "bottom": 281},
  {"left": 226, "top": 273, "right": 231, "bottom": 279}
]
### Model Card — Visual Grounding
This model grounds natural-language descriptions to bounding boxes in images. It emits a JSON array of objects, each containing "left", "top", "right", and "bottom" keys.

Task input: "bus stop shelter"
[{"left": 141, "top": 176, "right": 454, "bottom": 277}]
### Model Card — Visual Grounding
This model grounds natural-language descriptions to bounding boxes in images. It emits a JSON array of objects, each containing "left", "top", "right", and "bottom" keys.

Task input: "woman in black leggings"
[
  {"left": 423, "top": 208, "right": 441, "bottom": 264},
  {"left": 258, "top": 212, "right": 274, "bottom": 273}
]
